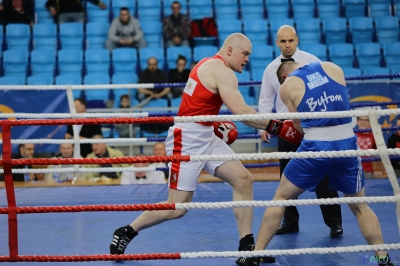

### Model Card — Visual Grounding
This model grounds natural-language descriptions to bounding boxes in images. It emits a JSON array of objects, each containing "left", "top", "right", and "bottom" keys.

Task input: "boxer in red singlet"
[{"left": 109, "top": 33, "right": 276, "bottom": 260}]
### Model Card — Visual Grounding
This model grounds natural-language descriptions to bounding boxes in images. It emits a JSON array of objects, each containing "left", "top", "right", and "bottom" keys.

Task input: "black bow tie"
[
  {"left": 281, "top": 58, "right": 295, "bottom": 62},
  {"left": 136, "top": 175, "right": 146, "bottom": 180}
]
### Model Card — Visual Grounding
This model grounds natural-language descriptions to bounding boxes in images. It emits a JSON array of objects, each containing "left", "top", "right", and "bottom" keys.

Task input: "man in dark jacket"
[
  {"left": 45, "top": 0, "right": 106, "bottom": 24},
  {"left": 163, "top": 1, "right": 191, "bottom": 47},
  {"left": 1, "top": 0, "right": 34, "bottom": 25}
]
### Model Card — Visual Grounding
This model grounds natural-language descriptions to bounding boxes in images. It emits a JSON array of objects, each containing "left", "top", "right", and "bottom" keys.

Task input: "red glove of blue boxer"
[
  {"left": 213, "top": 121, "right": 238, "bottom": 145},
  {"left": 266, "top": 120, "right": 303, "bottom": 145}
]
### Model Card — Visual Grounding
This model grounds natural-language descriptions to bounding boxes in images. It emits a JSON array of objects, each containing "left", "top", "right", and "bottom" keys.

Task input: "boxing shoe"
[
  {"left": 330, "top": 225, "right": 343, "bottom": 237},
  {"left": 110, "top": 225, "right": 138, "bottom": 254},
  {"left": 235, "top": 234, "right": 275, "bottom": 265}
]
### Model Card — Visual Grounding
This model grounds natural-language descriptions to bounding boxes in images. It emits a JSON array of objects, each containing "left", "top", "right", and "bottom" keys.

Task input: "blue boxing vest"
[{"left": 288, "top": 62, "right": 351, "bottom": 128}]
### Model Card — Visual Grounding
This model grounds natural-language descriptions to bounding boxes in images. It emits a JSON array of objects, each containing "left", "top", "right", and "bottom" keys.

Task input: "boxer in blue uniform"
[{"left": 237, "top": 61, "right": 394, "bottom": 266}]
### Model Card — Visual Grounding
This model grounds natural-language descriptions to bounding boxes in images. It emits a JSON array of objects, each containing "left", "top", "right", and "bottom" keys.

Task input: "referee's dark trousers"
[{"left": 278, "top": 136, "right": 343, "bottom": 229}]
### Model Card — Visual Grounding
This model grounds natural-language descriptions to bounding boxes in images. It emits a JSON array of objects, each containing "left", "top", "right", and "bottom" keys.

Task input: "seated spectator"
[
  {"left": 85, "top": 134, "right": 128, "bottom": 180},
  {"left": 151, "top": 142, "right": 169, "bottom": 180},
  {"left": 106, "top": 7, "right": 146, "bottom": 51},
  {"left": 65, "top": 98, "right": 103, "bottom": 158},
  {"left": 2, "top": 0, "right": 34, "bottom": 25},
  {"left": 1, "top": 144, "right": 43, "bottom": 181},
  {"left": 121, "top": 162, "right": 167, "bottom": 185},
  {"left": 114, "top": 94, "right": 137, "bottom": 138},
  {"left": 45, "top": 143, "right": 85, "bottom": 182},
  {"left": 136, "top": 57, "right": 171, "bottom": 103},
  {"left": 387, "top": 117, "right": 400, "bottom": 177},
  {"left": 355, "top": 116, "right": 376, "bottom": 179},
  {"left": 162, "top": 1, "right": 190, "bottom": 47},
  {"left": 190, "top": 61, "right": 198, "bottom": 70},
  {"left": 168, "top": 55, "right": 190, "bottom": 98},
  {"left": 46, "top": 0, "right": 106, "bottom": 24}
]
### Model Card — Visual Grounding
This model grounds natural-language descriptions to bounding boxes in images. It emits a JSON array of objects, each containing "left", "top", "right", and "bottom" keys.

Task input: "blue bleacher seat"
[
  {"left": 328, "top": 43, "right": 354, "bottom": 68},
  {"left": 349, "top": 17, "right": 374, "bottom": 44},
  {"left": 342, "top": 67, "right": 362, "bottom": 77},
  {"left": 35, "top": 0, "right": 54, "bottom": 23},
  {"left": 301, "top": 43, "right": 327, "bottom": 61},
  {"left": 368, "top": 0, "right": 391, "bottom": 18},
  {"left": 266, "top": 0, "right": 288, "bottom": 19},
  {"left": 296, "top": 18, "right": 321, "bottom": 44},
  {"left": 217, "top": 19, "right": 242, "bottom": 45},
  {"left": 27, "top": 74, "right": 54, "bottom": 85},
  {"left": 112, "top": 73, "right": 138, "bottom": 107},
  {"left": 0, "top": 76, "right": 25, "bottom": 85},
  {"left": 189, "top": 0, "right": 213, "bottom": 20},
  {"left": 112, "top": 0, "right": 135, "bottom": 18},
  {"left": 215, "top": 5, "right": 239, "bottom": 20},
  {"left": 251, "top": 67, "right": 265, "bottom": 82},
  {"left": 83, "top": 73, "right": 111, "bottom": 105},
  {"left": 375, "top": 16, "right": 399, "bottom": 45},
  {"left": 112, "top": 48, "right": 137, "bottom": 74},
  {"left": 193, "top": 46, "right": 219, "bottom": 62},
  {"left": 163, "top": 0, "right": 188, "bottom": 16},
  {"left": 3, "top": 50, "right": 28, "bottom": 78},
  {"left": 269, "top": 18, "right": 295, "bottom": 41},
  {"left": 240, "top": 0, "right": 265, "bottom": 20},
  {"left": 291, "top": 0, "right": 316, "bottom": 19},
  {"left": 382, "top": 42, "right": 400, "bottom": 71},
  {"left": 139, "top": 47, "right": 165, "bottom": 70},
  {"left": 170, "top": 97, "right": 182, "bottom": 108},
  {"left": 362, "top": 67, "right": 389, "bottom": 75},
  {"left": 322, "top": 17, "right": 347, "bottom": 44},
  {"left": 5, "top": 24, "right": 30, "bottom": 51},
  {"left": 342, "top": 0, "right": 367, "bottom": 18},
  {"left": 86, "top": 0, "right": 110, "bottom": 23},
  {"left": 33, "top": 23, "right": 57, "bottom": 51},
  {"left": 141, "top": 21, "right": 162, "bottom": 48},
  {"left": 243, "top": 19, "right": 268, "bottom": 45},
  {"left": 55, "top": 74, "right": 82, "bottom": 99},
  {"left": 30, "top": 49, "right": 56, "bottom": 76},
  {"left": 236, "top": 120, "right": 256, "bottom": 134},
  {"left": 137, "top": 0, "right": 162, "bottom": 21},
  {"left": 141, "top": 98, "right": 169, "bottom": 108},
  {"left": 355, "top": 42, "right": 381, "bottom": 69},
  {"left": 396, "top": 0, "right": 400, "bottom": 18},
  {"left": 59, "top": 23, "right": 84, "bottom": 50},
  {"left": 86, "top": 22, "right": 109, "bottom": 49},
  {"left": 85, "top": 49, "right": 110, "bottom": 74},
  {"left": 236, "top": 71, "right": 251, "bottom": 96},
  {"left": 166, "top": 46, "right": 192, "bottom": 69},
  {"left": 316, "top": 0, "right": 341, "bottom": 17},
  {"left": 58, "top": 49, "right": 83, "bottom": 75},
  {"left": 250, "top": 44, "right": 273, "bottom": 73}
]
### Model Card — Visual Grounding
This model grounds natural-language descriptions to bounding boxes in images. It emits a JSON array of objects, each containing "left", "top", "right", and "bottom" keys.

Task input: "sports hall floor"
[{"left": 0, "top": 179, "right": 399, "bottom": 266}]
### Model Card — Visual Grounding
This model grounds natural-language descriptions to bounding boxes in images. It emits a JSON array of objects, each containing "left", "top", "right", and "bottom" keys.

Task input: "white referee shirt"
[
  {"left": 120, "top": 166, "right": 167, "bottom": 185},
  {"left": 258, "top": 48, "right": 321, "bottom": 114}
]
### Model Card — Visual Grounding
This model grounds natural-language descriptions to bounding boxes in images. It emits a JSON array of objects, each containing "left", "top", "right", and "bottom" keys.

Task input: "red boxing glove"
[
  {"left": 213, "top": 121, "right": 238, "bottom": 145},
  {"left": 266, "top": 120, "right": 303, "bottom": 145}
]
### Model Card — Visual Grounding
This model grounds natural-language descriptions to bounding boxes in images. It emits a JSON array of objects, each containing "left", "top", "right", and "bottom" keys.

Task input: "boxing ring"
[{"left": 1, "top": 77, "right": 400, "bottom": 265}]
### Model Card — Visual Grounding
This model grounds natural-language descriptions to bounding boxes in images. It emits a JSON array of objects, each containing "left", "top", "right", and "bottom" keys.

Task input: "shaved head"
[
  {"left": 276, "top": 25, "right": 298, "bottom": 58},
  {"left": 218, "top": 33, "right": 252, "bottom": 73},
  {"left": 276, "top": 25, "right": 297, "bottom": 39},
  {"left": 276, "top": 61, "right": 300, "bottom": 84},
  {"left": 222, "top": 33, "right": 251, "bottom": 49}
]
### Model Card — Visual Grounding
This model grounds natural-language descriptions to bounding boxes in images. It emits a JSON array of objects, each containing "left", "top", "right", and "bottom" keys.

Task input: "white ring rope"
[
  {"left": 0, "top": 84, "right": 156, "bottom": 90},
  {"left": 181, "top": 243, "right": 400, "bottom": 259},
  {"left": 0, "top": 166, "right": 157, "bottom": 174},
  {"left": 0, "top": 138, "right": 148, "bottom": 144},
  {"left": 1, "top": 108, "right": 399, "bottom": 120}
]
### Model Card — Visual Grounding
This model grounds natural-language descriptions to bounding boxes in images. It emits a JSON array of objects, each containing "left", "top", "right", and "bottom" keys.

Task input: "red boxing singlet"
[{"left": 177, "top": 54, "right": 224, "bottom": 126}]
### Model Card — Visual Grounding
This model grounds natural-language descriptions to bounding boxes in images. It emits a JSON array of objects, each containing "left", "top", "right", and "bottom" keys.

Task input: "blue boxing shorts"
[{"left": 284, "top": 125, "right": 364, "bottom": 195}]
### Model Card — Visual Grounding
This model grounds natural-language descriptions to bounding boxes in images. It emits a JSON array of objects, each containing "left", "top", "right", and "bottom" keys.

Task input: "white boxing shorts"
[{"left": 165, "top": 122, "right": 234, "bottom": 191}]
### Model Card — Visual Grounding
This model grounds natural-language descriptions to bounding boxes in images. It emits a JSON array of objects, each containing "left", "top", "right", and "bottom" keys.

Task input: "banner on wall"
[
  {"left": 0, "top": 90, "right": 69, "bottom": 154},
  {"left": 347, "top": 82, "right": 400, "bottom": 142}
]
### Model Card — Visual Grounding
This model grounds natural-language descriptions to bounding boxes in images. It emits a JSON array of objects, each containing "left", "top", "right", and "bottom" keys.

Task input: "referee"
[{"left": 258, "top": 25, "right": 343, "bottom": 237}]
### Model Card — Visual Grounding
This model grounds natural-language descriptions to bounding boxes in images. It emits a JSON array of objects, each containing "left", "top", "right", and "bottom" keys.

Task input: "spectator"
[
  {"left": 162, "top": 1, "right": 190, "bottom": 47},
  {"left": 168, "top": 55, "right": 190, "bottom": 98},
  {"left": 136, "top": 57, "right": 171, "bottom": 103},
  {"left": 114, "top": 94, "right": 137, "bottom": 138},
  {"left": 85, "top": 134, "right": 128, "bottom": 180},
  {"left": 2, "top": 0, "right": 34, "bottom": 25},
  {"left": 45, "top": 0, "right": 106, "bottom": 24},
  {"left": 120, "top": 162, "right": 167, "bottom": 185},
  {"left": 65, "top": 98, "right": 103, "bottom": 158},
  {"left": 355, "top": 116, "right": 376, "bottom": 179},
  {"left": 387, "top": 117, "right": 400, "bottom": 177},
  {"left": 106, "top": 7, "right": 146, "bottom": 51},
  {"left": 45, "top": 143, "right": 85, "bottom": 182},
  {"left": 190, "top": 61, "right": 198, "bottom": 70},
  {"left": 1, "top": 144, "right": 43, "bottom": 181},
  {"left": 151, "top": 142, "right": 169, "bottom": 180}
]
